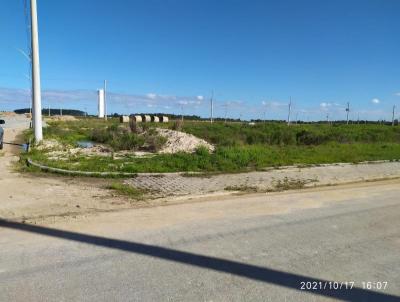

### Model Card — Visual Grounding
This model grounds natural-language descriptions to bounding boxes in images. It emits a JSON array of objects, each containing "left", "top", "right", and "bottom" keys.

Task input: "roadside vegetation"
[
  {"left": 22, "top": 118, "right": 400, "bottom": 174},
  {"left": 106, "top": 181, "right": 148, "bottom": 200}
]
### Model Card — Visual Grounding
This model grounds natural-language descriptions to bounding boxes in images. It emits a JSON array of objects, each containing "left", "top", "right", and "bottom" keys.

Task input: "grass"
[
  {"left": 106, "top": 182, "right": 148, "bottom": 200},
  {"left": 26, "top": 117, "right": 166, "bottom": 152},
  {"left": 22, "top": 118, "right": 400, "bottom": 174},
  {"left": 224, "top": 177, "right": 317, "bottom": 193}
]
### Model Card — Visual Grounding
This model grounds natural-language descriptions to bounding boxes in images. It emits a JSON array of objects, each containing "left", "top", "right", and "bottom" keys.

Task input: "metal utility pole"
[
  {"left": 104, "top": 80, "right": 107, "bottom": 121},
  {"left": 181, "top": 104, "right": 184, "bottom": 122},
  {"left": 210, "top": 90, "right": 214, "bottom": 123},
  {"left": 30, "top": 0, "right": 43, "bottom": 142},
  {"left": 392, "top": 105, "right": 396, "bottom": 126},
  {"left": 346, "top": 102, "right": 350, "bottom": 125},
  {"left": 287, "top": 97, "right": 292, "bottom": 126},
  {"left": 224, "top": 104, "right": 228, "bottom": 123}
]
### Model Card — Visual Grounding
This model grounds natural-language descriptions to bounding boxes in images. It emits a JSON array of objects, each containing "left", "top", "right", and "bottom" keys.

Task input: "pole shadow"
[{"left": 0, "top": 219, "right": 398, "bottom": 301}]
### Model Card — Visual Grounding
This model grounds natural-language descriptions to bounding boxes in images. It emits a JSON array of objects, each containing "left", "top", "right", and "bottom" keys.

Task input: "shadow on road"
[{"left": 0, "top": 219, "right": 398, "bottom": 301}]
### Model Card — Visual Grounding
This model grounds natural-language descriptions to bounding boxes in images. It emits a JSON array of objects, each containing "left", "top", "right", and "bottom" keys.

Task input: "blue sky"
[{"left": 1, "top": 0, "right": 400, "bottom": 120}]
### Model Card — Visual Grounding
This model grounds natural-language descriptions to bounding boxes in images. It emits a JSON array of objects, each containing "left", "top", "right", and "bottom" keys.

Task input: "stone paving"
[{"left": 125, "top": 161, "right": 400, "bottom": 197}]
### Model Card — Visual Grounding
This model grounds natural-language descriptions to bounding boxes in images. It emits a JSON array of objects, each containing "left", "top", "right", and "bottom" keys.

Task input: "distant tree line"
[{"left": 14, "top": 108, "right": 86, "bottom": 116}]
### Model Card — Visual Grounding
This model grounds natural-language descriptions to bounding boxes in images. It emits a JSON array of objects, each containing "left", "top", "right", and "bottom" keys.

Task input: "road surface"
[{"left": 1, "top": 180, "right": 399, "bottom": 301}]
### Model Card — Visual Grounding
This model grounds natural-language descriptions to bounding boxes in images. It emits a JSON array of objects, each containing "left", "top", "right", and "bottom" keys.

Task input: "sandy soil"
[
  {"left": 157, "top": 128, "right": 215, "bottom": 153},
  {"left": 0, "top": 124, "right": 143, "bottom": 224}
]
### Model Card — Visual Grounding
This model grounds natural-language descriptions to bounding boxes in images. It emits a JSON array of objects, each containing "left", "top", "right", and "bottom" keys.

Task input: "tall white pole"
[
  {"left": 346, "top": 102, "right": 350, "bottom": 125},
  {"left": 287, "top": 97, "right": 292, "bottom": 126},
  {"left": 104, "top": 80, "right": 107, "bottom": 121},
  {"left": 30, "top": 0, "right": 43, "bottom": 142}
]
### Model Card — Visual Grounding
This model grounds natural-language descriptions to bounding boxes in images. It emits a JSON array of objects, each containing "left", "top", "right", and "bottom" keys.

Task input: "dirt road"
[{"left": 0, "top": 117, "right": 136, "bottom": 224}]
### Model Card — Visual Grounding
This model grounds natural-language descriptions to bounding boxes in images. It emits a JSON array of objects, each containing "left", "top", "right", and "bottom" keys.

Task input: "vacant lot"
[{"left": 23, "top": 118, "right": 400, "bottom": 173}]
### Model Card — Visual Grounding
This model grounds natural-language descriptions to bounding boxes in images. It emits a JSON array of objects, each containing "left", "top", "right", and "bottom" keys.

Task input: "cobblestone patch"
[{"left": 124, "top": 161, "right": 400, "bottom": 197}]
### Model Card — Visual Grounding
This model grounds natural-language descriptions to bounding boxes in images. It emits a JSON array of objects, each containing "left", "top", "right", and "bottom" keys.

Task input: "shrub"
[
  {"left": 296, "top": 130, "right": 326, "bottom": 145},
  {"left": 195, "top": 145, "right": 211, "bottom": 156},
  {"left": 172, "top": 120, "right": 183, "bottom": 131},
  {"left": 143, "top": 134, "right": 167, "bottom": 152},
  {"left": 129, "top": 120, "right": 143, "bottom": 134}
]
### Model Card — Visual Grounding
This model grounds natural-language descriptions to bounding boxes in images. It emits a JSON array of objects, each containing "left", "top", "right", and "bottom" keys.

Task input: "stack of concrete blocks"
[
  {"left": 142, "top": 115, "right": 151, "bottom": 122},
  {"left": 160, "top": 116, "right": 169, "bottom": 123},
  {"left": 120, "top": 115, "right": 129, "bottom": 123},
  {"left": 131, "top": 115, "right": 142, "bottom": 123}
]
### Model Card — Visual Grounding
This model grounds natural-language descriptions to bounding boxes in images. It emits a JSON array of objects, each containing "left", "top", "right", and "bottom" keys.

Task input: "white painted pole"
[
  {"left": 346, "top": 102, "right": 350, "bottom": 125},
  {"left": 104, "top": 80, "right": 107, "bottom": 121},
  {"left": 30, "top": 0, "right": 43, "bottom": 142}
]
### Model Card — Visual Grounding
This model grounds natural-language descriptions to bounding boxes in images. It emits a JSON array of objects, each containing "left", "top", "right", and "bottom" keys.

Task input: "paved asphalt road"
[{"left": 1, "top": 180, "right": 400, "bottom": 301}]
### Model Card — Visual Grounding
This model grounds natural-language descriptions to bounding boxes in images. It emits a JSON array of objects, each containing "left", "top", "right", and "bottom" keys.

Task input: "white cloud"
[
  {"left": 320, "top": 102, "right": 331, "bottom": 108},
  {"left": 196, "top": 95, "right": 204, "bottom": 101},
  {"left": 146, "top": 93, "right": 157, "bottom": 99},
  {"left": 371, "top": 98, "right": 380, "bottom": 104},
  {"left": 395, "top": 92, "right": 400, "bottom": 96}
]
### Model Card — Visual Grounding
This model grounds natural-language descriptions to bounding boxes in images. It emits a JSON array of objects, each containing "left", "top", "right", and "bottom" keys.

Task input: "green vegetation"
[
  {"left": 23, "top": 118, "right": 400, "bottom": 174},
  {"left": 106, "top": 182, "right": 147, "bottom": 199},
  {"left": 24, "top": 118, "right": 166, "bottom": 151},
  {"left": 224, "top": 177, "right": 315, "bottom": 193},
  {"left": 176, "top": 122, "right": 400, "bottom": 146}
]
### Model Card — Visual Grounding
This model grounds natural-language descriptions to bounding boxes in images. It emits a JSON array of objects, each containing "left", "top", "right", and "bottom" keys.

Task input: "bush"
[
  {"left": 110, "top": 132, "right": 145, "bottom": 151},
  {"left": 195, "top": 145, "right": 211, "bottom": 156},
  {"left": 296, "top": 130, "right": 326, "bottom": 145},
  {"left": 172, "top": 120, "right": 183, "bottom": 131},
  {"left": 143, "top": 134, "right": 167, "bottom": 152}
]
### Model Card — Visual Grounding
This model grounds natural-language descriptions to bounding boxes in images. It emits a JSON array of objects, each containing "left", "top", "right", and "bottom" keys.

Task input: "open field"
[{"left": 22, "top": 118, "right": 400, "bottom": 174}]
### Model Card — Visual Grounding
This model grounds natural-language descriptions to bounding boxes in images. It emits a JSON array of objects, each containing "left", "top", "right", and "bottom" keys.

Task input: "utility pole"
[
  {"left": 48, "top": 105, "right": 50, "bottom": 117},
  {"left": 346, "top": 102, "right": 350, "bottom": 125},
  {"left": 181, "top": 104, "right": 184, "bottom": 122},
  {"left": 104, "top": 80, "right": 107, "bottom": 121},
  {"left": 392, "top": 105, "right": 396, "bottom": 126},
  {"left": 30, "top": 0, "right": 43, "bottom": 142},
  {"left": 224, "top": 104, "right": 228, "bottom": 123},
  {"left": 210, "top": 90, "right": 214, "bottom": 123},
  {"left": 287, "top": 97, "right": 292, "bottom": 126}
]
